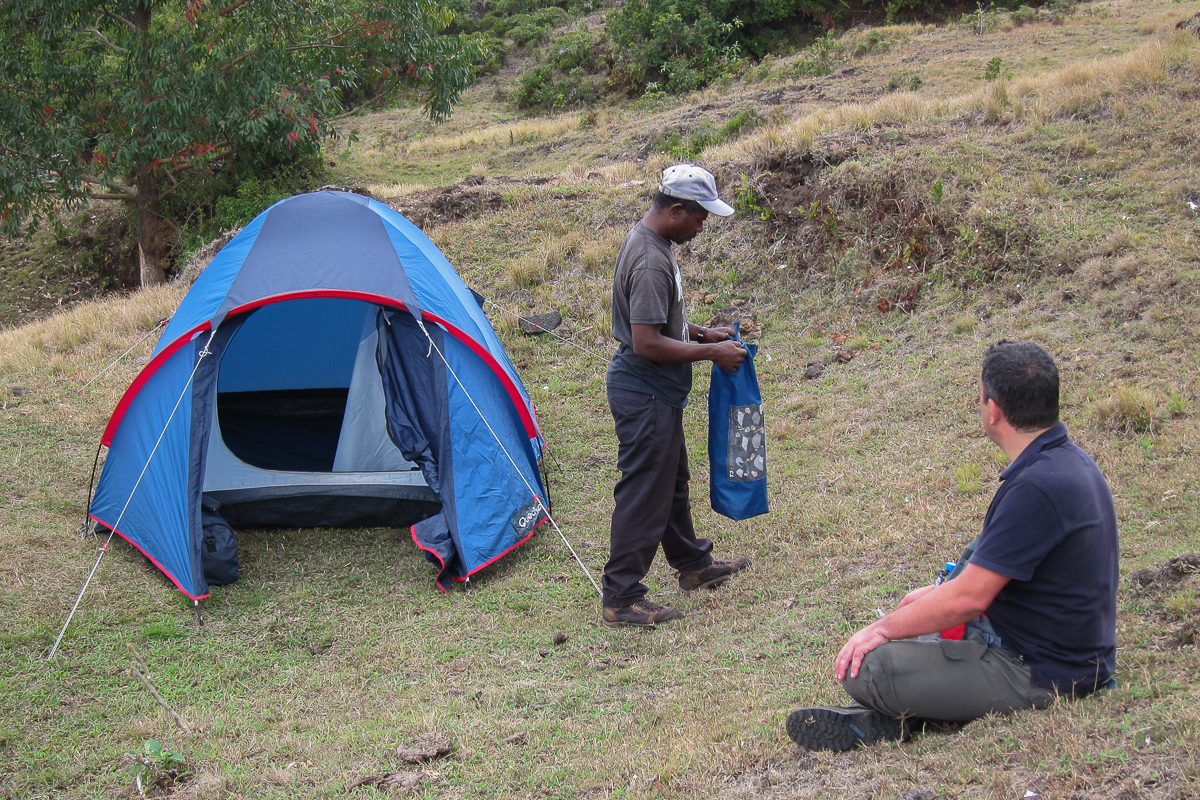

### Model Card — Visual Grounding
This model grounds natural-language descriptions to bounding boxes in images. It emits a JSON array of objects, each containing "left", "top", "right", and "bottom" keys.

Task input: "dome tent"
[{"left": 88, "top": 191, "right": 547, "bottom": 598}]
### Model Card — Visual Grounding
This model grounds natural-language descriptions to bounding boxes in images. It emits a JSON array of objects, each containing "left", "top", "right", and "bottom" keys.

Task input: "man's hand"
[
  {"left": 835, "top": 624, "right": 888, "bottom": 681},
  {"left": 832, "top": 564, "right": 1011, "bottom": 682},
  {"left": 631, "top": 322, "right": 747, "bottom": 370},
  {"left": 698, "top": 326, "right": 736, "bottom": 343},
  {"left": 711, "top": 339, "right": 747, "bottom": 372}
]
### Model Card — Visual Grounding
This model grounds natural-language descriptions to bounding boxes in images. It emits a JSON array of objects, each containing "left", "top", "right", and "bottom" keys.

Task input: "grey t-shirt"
[{"left": 606, "top": 223, "right": 692, "bottom": 408}]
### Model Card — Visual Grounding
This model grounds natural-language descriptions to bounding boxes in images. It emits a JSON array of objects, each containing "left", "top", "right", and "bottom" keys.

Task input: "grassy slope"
[{"left": 2, "top": 1, "right": 1199, "bottom": 798}]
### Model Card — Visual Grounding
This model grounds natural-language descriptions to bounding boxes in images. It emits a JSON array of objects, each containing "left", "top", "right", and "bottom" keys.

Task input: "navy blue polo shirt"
[{"left": 972, "top": 423, "right": 1119, "bottom": 694}]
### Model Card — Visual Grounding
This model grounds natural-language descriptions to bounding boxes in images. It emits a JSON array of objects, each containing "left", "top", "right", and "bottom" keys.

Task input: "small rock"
[
  {"left": 896, "top": 790, "right": 935, "bottom": 800},
  {"left": 346, "top": 772, "right": 422, "bottom": 792},
  {"left": 834, "top": 349, "right": 854, "bottom": 364},
  {"left": 803, "top": 361, "right": 824, "bottom": 380},
  {"left": 551, "top": 632, "right": 569, "bottom": 645},
  {"left": 10, "top": 387, "right": 27, "bottom": 397},
  {"left": 520, "top": 311, "right": 563, "bottom": 336},
  {"left": 395, "top": 732, "right": 453, "bottom": 764},
  {"left": 502, "top": 732, "right": 528, "bottom": 745}
]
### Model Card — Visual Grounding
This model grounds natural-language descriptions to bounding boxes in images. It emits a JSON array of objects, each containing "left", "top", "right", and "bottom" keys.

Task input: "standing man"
[
  {"left": 787, "top": 340, "right": 1119, "bottom": 750},
  {"left": 602, "top": 164, "right": 752, "bottom": 628}
]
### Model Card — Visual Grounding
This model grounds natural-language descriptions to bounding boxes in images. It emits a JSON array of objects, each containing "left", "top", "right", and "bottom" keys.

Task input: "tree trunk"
[
  {"left": 132, "top": 1, "right": 167, "bottom": 287},
  {"left": 136, "top": 165, "right": 168, "bottom": 286}
]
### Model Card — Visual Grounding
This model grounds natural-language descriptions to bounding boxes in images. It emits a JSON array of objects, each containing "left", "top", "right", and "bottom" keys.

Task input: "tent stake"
[{"left": 193, "top": 600, "right": 204, "bottom": 627}]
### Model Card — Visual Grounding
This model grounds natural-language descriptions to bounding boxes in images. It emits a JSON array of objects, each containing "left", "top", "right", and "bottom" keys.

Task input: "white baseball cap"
[{"left": 658, "top": 164, "right": 735, "bottom": 216}]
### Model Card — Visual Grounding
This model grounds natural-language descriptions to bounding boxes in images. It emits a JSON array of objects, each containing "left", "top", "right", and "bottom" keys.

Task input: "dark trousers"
[
  {"left": 603, "top": 387, "right": 713, "bottom": 607},
  {"left": 841, "top": 634, "right": 1057, "bottom": 722}
]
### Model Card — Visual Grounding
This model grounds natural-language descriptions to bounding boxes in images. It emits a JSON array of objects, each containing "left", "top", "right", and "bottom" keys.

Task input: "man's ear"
[{"left": 984, "top": 397, "right": 1005, "bottom": 427}]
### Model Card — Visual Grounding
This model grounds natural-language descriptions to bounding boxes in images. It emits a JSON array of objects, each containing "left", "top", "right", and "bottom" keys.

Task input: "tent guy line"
[
  {"left": 483, "top": 299, "right": 611, "bottom": 367},
  {"left": 77, "top": 318, "right": 168, "bottom": 394},
  {"left": 48, "top": 331, "right": 215, "bottom": 661},
  {"left": 414, "top": 317, "right": 603, "bottom": 597}
]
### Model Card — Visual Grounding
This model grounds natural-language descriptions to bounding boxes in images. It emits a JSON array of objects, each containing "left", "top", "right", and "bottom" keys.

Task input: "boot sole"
[
  {"left": 680, "top": 575, "right": 731, "bottom": 593},
  {"left": 679, "top": 559, "right": 752, "bottom": 593},
  {"left": 786, "top": 706, "right": 906, "bottom": 752},
  {"left": 601, "top": 618, "right": 656, "bottom": 629}
]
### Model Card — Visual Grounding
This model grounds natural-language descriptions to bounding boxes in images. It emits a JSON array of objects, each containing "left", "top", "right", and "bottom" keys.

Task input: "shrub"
[
  {"left": 785, "top": 31, "right": 843, "bottom": 79},
  {"left": 606, "top": 0, "right": 743, "bottom": 93},
  {"left": 475, "top": 36, "right": 511, "bottom": 76},
  {"left": 480, "top": 12, "right": 507, "bottom": 35},
  {"left": 533, "top": 7, "right": 568, "bottom": 27},
  {"left": 1010, "top": 5, "right": 1037, "bottom": 26},
  {"left": 734, "top": 176, "right": 772, "bottom": 220},
  {"left": 548, "top": 32, "right": 604, "bottom": 73},
  {"left": 508, "top": 18, "right": 548, "bottom": 48},
  {"left": 723, "top": 108, "right": 762, "bottom": 138},
  {"left": 512, "top": 65, "right": 601, "bottom": 111}
]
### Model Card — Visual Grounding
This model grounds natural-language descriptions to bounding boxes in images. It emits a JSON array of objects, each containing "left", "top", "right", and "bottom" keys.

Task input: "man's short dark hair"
[
  {"left": 981, "top": 340, "right": 1059, "bottom": 431},
  {"left": 652, "top": 191, "right": 706, "bottom": 216}
]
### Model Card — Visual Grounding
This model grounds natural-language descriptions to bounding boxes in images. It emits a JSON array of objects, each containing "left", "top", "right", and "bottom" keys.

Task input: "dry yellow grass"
[
  {"left": 364, "top": 180, "right": 431, "bottom": 199},
  {"left": 709, "top": 31, "right": 1200, "bottom": 170},
  {"left": 400, "top": 114, "right": 582, "bottom": 156},
  {"left": 0, "top": 285, "right": 183, "bottom": 375}
]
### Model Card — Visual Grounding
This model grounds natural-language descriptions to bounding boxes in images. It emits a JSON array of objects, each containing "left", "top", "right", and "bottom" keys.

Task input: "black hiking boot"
[
  {"left": 602, "top": 599, "right": 684, "bottom": 628},
  {"left": 785, "top": 705, "right": 908, "bottom": 751},
  {"left": 677, "top": 557, "right": 751, "bottom": 593}
]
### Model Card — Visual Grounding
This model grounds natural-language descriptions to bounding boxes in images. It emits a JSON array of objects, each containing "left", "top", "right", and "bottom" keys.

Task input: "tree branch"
[
  {"left": 327, "top": 80, "right": 400, "bottom": 122},
  {"left": 286, "top": 25, "right": 357, "bottom": 52},
  {"left": 84, "top": 27, "right": 129, "bottom": 53},
  {"left": 92, "top": 192, "right": 137, "bottom": 201},
  {"left": 216, "top": 0, "right": 255, "bottom": 17},
  {"left": 127, "top": 644, "right": 191, "bottom": 735},
  {"left": 100, "top": 10, "right": 137, "bottom": 31}
]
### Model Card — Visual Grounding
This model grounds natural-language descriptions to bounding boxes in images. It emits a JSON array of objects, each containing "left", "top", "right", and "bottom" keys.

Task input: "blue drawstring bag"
[{"left": 708, "top": 325, "right": 768, "bottom": 520}]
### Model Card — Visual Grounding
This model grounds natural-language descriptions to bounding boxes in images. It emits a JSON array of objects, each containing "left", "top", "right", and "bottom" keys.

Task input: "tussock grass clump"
[
  {"left": 1165, "top": 588, "right": 1199, "bottom": 620},
  {"left": 954, "top": 463, "right": 983, "bottom": 493},
  {"left": 1091, "top": 385, "right": 1158, "bottom": 433},
  {"left": 505, "top": 254, "right": 544, "bottom": 288}
]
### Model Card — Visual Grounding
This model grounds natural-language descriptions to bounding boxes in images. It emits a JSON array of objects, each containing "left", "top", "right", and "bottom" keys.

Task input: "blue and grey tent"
[{"left": 89, "top": 191, "right": 547, "bottom": 598}]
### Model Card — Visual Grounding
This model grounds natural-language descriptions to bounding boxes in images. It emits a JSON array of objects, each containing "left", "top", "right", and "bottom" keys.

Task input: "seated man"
[{"left": 787, "top": 340, "right": 1118, "bottom": 751}]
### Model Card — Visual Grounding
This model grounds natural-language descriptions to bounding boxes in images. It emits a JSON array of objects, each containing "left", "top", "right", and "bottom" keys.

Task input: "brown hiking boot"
[
  {"left": 677, "top": 557, "right": 751, "bottom": 593},
  {"left": 602, "top": 599, "right": 685, "bottom": 628}
]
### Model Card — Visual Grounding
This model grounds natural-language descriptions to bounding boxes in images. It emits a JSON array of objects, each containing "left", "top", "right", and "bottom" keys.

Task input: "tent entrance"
[
  {"left": 213, "top": 298, "right": 370, "bottom": 474},
  {"left": 217, "top": 388, "right": 348, "bottom": 472},
  {"left": 202, "top": 297, "right": 440, "bottom": 529}
]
